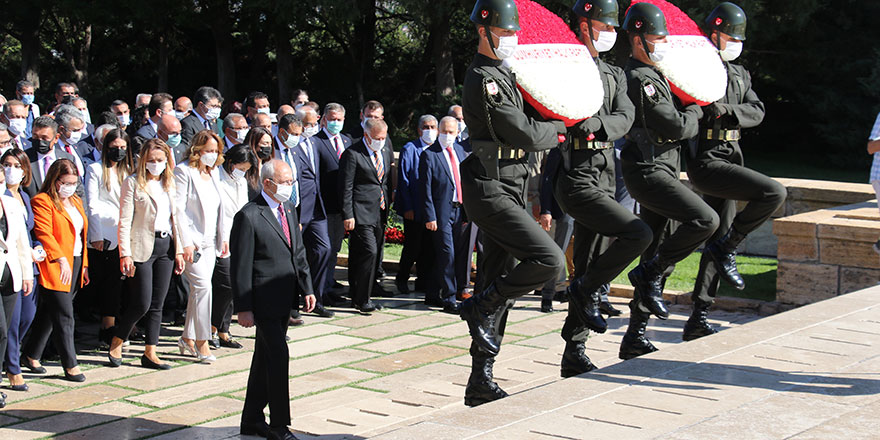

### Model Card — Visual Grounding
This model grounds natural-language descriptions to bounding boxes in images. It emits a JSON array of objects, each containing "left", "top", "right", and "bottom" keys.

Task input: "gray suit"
[{"left": 24, "top": 146, "right": 80, "bottom": 198}]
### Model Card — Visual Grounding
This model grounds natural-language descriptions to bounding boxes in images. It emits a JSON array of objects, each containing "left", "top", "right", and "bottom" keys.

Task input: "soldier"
[
  {"left": 685, "top": 3, "right": 786, "bottom": 340},
  {"left": 554, "top": 0, "right": 652, "bottom": 377},
  {"left": 619, "top": 3, "right": 719, "bottom": 359},
  {"left": 459, "top": 0, "right": 573, "bottom": 406}
]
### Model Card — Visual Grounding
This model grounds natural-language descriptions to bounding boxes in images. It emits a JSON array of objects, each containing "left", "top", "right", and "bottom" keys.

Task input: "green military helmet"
[
  {"left": 705, "top": 2, "right": 747, "bottom": 41},
  {"left": 622, "top": 2, "right": 668, "bottom": 36},
  {"left": 470, "top": 0, "right": 521, "bottom": 31},
  {"left": 572, "top": 0, "right": 620, "bottom": 27}
]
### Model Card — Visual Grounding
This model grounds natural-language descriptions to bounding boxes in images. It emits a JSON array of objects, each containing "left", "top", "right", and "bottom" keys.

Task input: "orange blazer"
[{"left": 31, "top": 193, "right": 89, "bottom": 291}]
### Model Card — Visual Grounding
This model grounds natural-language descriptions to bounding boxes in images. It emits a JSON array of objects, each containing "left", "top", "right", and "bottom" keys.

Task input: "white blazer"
[
  {"left": 173, "top": 164, "right": 228, "bottom": 251},
  {"left": 118, "top": 175, "right": 184, "bottom": 262},
  {"left": 216, "top": 167, "right": 249, "bottom": 257},
  {"left": 84, "top": 162, "right": 122, "bottom": 249},
  {"left": 0, "top": 195, "right": 34, "bottom": 291}
]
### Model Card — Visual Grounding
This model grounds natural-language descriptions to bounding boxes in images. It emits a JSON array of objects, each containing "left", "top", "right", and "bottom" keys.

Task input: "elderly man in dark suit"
[
  {"left": 339, "top": 118, "right": 392, "bottom": 314},
  {"left": 23, "top": 116, "right": 79, "bottom": 198},
  {"left": 231, "top": 159, "right": 315, "bottom": 440},
  {"left": 420, "top": 116, "right": 469, "bottom": 315}
]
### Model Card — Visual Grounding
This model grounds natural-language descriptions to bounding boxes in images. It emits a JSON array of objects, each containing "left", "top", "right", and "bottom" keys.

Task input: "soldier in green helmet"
[
  {"left": 618, "top": 2, "right": 719, "bottom": 360},
  {"left": 551, "top": 0, "right": 652, "bottom": 378},
  {"left": 685, "top": 2, "right": 786, "bottom": 341},
  {"left": 458, "top": 0, "right": 574, "bottom": 407}
]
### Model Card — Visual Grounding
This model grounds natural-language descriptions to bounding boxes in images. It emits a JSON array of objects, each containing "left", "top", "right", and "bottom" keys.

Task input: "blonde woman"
[
  {"left": 109, "top": 139, "right": 184, "bottom": 369},
  {"left": 174, "top": 130, "right": 228, "bottom": 362}
]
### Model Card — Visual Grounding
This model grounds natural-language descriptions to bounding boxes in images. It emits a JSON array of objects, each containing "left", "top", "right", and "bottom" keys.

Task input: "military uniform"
[{"left": 683, "top": 3, "right": 786, "bottom": 341}]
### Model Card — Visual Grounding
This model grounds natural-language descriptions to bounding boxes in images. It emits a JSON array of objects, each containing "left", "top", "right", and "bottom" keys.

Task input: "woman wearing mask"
[
  {"left": 174, "top": 130, "right": 227, "bottom": 363},
  {"left": 210, "top": 144, "right": 256, "bottom": 349},
  {"left": 2, "top": 149, "right": 43, "bottom": 391},
  {"left": 109, "top": 139, "right": 185, "bottom": 369},
  {"left": 22, "top": 159, "right": 89, "bottom": 382},
  {"left": 243, "top": 127, "right": 274, "bottom": 196},
  {"left": 84, "top": 129, "right": 134, "bottom": 346}
]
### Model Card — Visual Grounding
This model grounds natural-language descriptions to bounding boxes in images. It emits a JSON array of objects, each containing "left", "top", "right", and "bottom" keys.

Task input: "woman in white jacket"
[
  {"left": 174, "top": 130, "right": 228, "bottom": 363},
  {"left": 209, "top": 144, "right": 256, "bottom": 349},
  {"left": 83, "top": 128, "right": 134, "bottom": 346}
]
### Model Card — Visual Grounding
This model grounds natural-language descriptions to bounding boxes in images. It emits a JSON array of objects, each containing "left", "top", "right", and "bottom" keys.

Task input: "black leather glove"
[{"left": 703, "top": 102, "right": 729, "bottom": 120}]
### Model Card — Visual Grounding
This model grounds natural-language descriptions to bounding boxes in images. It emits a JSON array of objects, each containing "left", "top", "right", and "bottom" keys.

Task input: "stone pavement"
[{"left": 0, "top": 270, "right": 763, "bottom": 439}]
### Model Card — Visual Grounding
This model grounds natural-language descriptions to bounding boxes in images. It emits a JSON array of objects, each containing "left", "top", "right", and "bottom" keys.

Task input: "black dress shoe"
[
  {"left": 209, "top": 332, "right": 220, "bottom": 349},
  {"left": 240, "top": 420, "right": 270, "bottom": 437},
  {"left": 395, "top": 278, "right": 410, "bottom": 294},
  {"left": 599, "top": 301, "right": 622, "bottom": 317},
  {"left": 288, "top": 317, "right": 304, "bottom": 327},
  {"left": 267, "top": 426, "right": 299, "bottom": 440},
  {"left": 22, "top": 359, "right": 46, "bottom": 374},
  {"left": 107, "top": 354, "right": 123, "bottom": 367},
  {"left": 9, "top": 383, "right": 28, "bottom": 392},
  {"left": 372, "top": 283, "right": 393, "bottom": 297},
  {"left": 540, "top": 298, "right": 554, "bottom": 313},
  {"left": 312, "top": 304, "right": 335, "bottom": 318},
  {"left": 141, "top": 355, "right": 172, "bottom": 370},
  {"left": 441, "top": 301, "right": 461, "bottom": 315},
  {"left": 219, "top": 338, "right": 244, "bottom": 349},
  {"left": 424, "top": 297, "right": 445, "bottom": 308},
  {"left": 354, "top": 301, "right": 382, "bottom": 314},
  {"left": 0, "top": 392, "right": 6, "bottom": 409},
  {"left": 64, "top": 371, "right": 86, "bottom": 382}
]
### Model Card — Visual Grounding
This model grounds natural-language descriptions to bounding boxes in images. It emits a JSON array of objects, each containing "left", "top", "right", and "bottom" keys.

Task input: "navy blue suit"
[
  {"left": 394, "top": 140, "right": 434, "bottom": 289},
  {"left": 292, "top": 138, "right": 331, "bottom": 304},
  {"left": 420, "top": 141, "right": 469, "bottom": 304},
  {"left": 314, "top": 128, "right": 353, "bottom": 290}
]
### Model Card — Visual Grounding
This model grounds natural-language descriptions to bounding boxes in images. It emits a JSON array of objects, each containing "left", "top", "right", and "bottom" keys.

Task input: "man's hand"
[
  {"left": 238, "top": 311, "right": 255, "bottom": 328},
  {"left": 539, "top": 213, "right": 552, "bottom": 232},
  {"left": 425, "top": 221, "right": 437, "bottom": 231},
  {"left": 403, "top": 210, "right": 414, "bottom": 221},
  {"left": 344, "top": 218, "right": 355, "bottom": 231},
  {"left": 868, "top": 139, "right": 880, "bottom": 155},
  {"left": 303, "top": 294, "right": 317, "bottom": 313}
]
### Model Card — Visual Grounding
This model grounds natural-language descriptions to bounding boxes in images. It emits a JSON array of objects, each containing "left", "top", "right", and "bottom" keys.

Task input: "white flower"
[{"left": 654, "top": 36, "right": 727, "bottom": 104}]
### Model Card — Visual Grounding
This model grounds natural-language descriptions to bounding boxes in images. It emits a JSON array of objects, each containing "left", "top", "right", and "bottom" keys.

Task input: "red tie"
[
  {"left": 278, "top": 205, "right": 291, "bottom": 246},
  {"left": 372, "top": 151, "right": 385, "bottom": 210},
  {"left": 446, "top": 146, "right": 462, "bottom": 203},
  {"left": 333, "top": 136, "right": 343, "bottom": 159}
]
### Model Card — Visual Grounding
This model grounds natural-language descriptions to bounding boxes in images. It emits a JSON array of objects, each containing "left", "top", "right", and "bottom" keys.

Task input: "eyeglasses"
[
  {"left": 0, "top": 139, "right": 11, "bottom": 147},
  {"left": 270, "top": 179, "right": 294, "bottom": 186}
]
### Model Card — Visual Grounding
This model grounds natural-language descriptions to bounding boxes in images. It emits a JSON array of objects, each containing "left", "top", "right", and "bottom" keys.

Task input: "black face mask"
[
  {"left": 32, "top": 138, "right": 52, "bottom": 155},
  {"left": 259, "top": 145, "right": 272, "bottom": 160},
  {"left": 108, "top": 147, "right": 127, "bottom": 163}
]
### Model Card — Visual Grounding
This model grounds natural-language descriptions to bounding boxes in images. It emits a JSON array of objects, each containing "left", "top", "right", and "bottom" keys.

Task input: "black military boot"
[
  {"left": 566, "top": 277, "right": 607, "bottom": 333},
  {"left": 619, "top": 302, "right": 658, "bottom": 360},
  {"left": 464, "top": 356, "right": 508, "bottom": 407},
  {"left": 682, "top": 300, "right": 718, "bottom": 341},
  {"left": 560, "top": 341, "right": 597, "bottom": 378},
  {"left": 598, "top": 284, "right": 622, "bottom": 317},
  {"left": 627, "top": 256, "right": 669, "bottom": 319},
  {"left": 705, "top": 226, "right": 747, "bottom": 290},
  {"left": 460, "top": 283, "right": 506, "bottom": 356}
]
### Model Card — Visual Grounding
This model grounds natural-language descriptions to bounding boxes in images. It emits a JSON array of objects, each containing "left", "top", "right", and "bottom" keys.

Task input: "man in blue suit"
[
  {"left": 394, "top": 115, "right": 437, "bottom": 295},
  {"left": 420, "top": 116, "right": 470, "bottom": 314},
  {"left": 293, "top": 107, "right": 334, "bottom": 318}
]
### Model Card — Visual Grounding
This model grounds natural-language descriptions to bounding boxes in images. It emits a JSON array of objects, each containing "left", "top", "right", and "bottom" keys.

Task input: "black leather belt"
[
  {"left": 155, "top": 231, "right": 170, "bottom": 239},
  {"left": 572, "top": 138, "right": 613, "bottom": 150},
  {"left": 704, "top": 128, "right": 741, "bottom": 141},
  {"left": 497, "top": 147, "right": 526, "bottom": 160}
]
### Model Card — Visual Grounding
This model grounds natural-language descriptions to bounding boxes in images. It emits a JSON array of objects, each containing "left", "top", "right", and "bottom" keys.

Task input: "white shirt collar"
[
  {"left": 37, "top": 148, "right": 57, "bottom": 162},
  {"left": 261, "top": 190, "right": 281, "bottom": 211}
]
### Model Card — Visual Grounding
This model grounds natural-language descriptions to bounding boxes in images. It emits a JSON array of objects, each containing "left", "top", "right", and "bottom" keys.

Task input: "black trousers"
[
  {"left": 115, "top": 236, "right": 174, "bottom": 345},
  {"left": 0, "top": 264, "right": 18, "bottom": 366},
  {"left": 88, "top": 247, "right": 123, "bottom": 318},
  {"left": 621, "top": 145, "right": 720, "bottom": 266},
  {"left": 687, "top": 143, "right": 786, "bottom": 302},
  {"left": 24, "top": 256, "right": 82, "bottom": 369},
  {"left": 396, "top": 218, "right": 434, "bottom": 288},
  {"left": 348, "top": 221, "right": 384, "bottom": 306},
  {"left": 211, "top": 257, "right": 234, "bottom": 333},
  {"left": 242, "top": 316, "right": 290, "bottom": 428},
  {"left": 556, "top": 149, "right": 653, "bottom": 343}
]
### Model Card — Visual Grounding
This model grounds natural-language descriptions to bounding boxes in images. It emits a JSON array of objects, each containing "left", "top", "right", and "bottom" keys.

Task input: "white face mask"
[
  {"left": 438, "top": 133, "right": 456, "bottom": 148},
  {"left": 593, "top": 30, "right": 617, "bottom": 53},
  {"left": 491, "top": 32, "right": 518, "bottom": 60},
  {"left": 80, "top": 108, "right": 92, "bottom": 125},
  {"left": 8, "top": 119, "right": 26, "bottom": 136},
  {"left": 200, "top": 152, "right": 219, "bottom": 167},
  {"left": 4, "top": 166, "right": 24, "bottom": 185},
  {"left": 257, "top": 107, "right": 271, "bottom": 115},
  {"left": 175, "top": 111, "right": 187, "bottom": 120},
  {"left": 235, "top": 128, "right": 250, "bottom": 143},
  {"left": 648, "top": 41, "right": 669, "bottom": 63},
  {"left": 66, "top": 129, "right": 82, "bottom": 144},
  {"left": 458, "top": 121, "right": 469, "bottom": 140},
  {"left": 58, "top": 183, "right": 77, "bottom": 198},
  {"left": 283, "top": 132, "right": 301, "bottom": 149},
  {"left": 720, "top": 41, "right": 743, "bottom": 61},
  {"left": 365, "top": 135, "right": 385, "bottom": 152},
  {"left": 303, "top": 125, "right": 320, "bottom": 139},
  {"left": 117, "top": 114, "right": 131, "bottom": 126},
  {"left": 205, "top": 107, "right": 222, "bottom": 120},
  {"left": 231, "top": 167, "right": 247, "bottom": 180},
  {"left": 420, "top": 129, "right": 438, "bottom": 145},
  {"left": 146, "top": 161, "right": 166, "bottom": 176},
  {"left": 273, "top": 182, "right": 293, "bottom": 201}
]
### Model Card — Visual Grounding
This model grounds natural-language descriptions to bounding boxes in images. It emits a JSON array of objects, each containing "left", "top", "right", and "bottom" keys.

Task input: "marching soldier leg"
[
  {"left": 686, "top": 194, "right": 732, "bottom": 341},
  {"left": 619, "top": 300, "right": 658, "bottom": 360},
  {"left": 464, "top": 298, "right": 515, "bottom": 407}
]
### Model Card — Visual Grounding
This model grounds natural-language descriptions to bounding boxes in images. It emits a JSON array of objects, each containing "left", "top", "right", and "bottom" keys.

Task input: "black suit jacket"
[
  {"left": 339, "top": 141, "right": 392, "bottom": 226},
  {"left": 293, "top": 138, "right": 326, "bottom": 225},
  {"left": 349, "top": 124, "right": 394, "bottom": 155},
  {"left": 24, "top": 146, "right": 80, "bottom": 198},
  {"left": 313, "top": 129, "right": 353, "bottom": 215},
  {"left": 179, "top": 113, "right": 221, "bottom": 162},
  {"left": 230, "top": 194, "right": 313, "bottom": 320}
]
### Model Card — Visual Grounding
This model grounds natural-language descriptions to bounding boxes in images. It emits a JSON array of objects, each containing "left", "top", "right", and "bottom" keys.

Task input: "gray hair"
[
  {"left": 72, "top": 97, "right": 87, "bottom": 106},
  {"left": 439, "top": 116, "right": 459, "bottom": 132},
  {"left": 447, "top": 105, "right": 462, "bottom": 116},
  {"left": 417, "top": 114, "right": 437, "bottom": 129},
  {"left": 0, "top": 122, "right": 8, "bottom": 133},
  {"left": 94, "top": 124, "right": 116, "bottom": 147},
  {"left": 54, "top": 104, "right": 84, "bottom": 129},
  {"left": 364, "top": 117, "right": 387, "bottom": 136},
  {"left": 294, "top": 107, "right": 318, "bottom": 121},
  {"left": 260, "top": 159, "right": 290, "bottom": 182},
  {"left": 223, "top": 112, "right": 246, "bottom": 128},
  {"left": 323, "top": 102, "right": 346, "bottom": 116},
  {"left": 16, "top": 80, "right": 34, "bottom": 92},
  {"left": 136, "top": 93, "right": 152, "bottom": 103}
]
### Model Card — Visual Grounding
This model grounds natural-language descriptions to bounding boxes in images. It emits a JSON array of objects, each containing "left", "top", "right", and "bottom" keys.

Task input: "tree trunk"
[
  {"left": 432, "top": 12, "right": 455, "bottom": 106},
  {"left": 19, "top": 25, "right": 41, "bottom": 90},
  {"left": 353, "top": 0, "right": 378, "bottom": 108},
  {"left": 157, "top": 33, "right": 170, "bottom": 92},
  {"left": 212, "top": 27, "right": 237, "bottom": 100},
  {"left": 275, "top": 23, "right": 295, "bottom": 105},
  {"left": 70, "top": 24, "right": 91, "bottom": 94}
]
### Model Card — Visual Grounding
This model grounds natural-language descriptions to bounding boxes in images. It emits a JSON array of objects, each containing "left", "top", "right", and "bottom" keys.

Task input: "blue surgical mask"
[
  {"left": 166, "top": 133, "right": 182, "bottom": 148},
  {"left": 326, "top": 120, "right": 344, "bottom": 135},
  {"left": 21, "top": 94, "right": 34, "bottom": 106}
]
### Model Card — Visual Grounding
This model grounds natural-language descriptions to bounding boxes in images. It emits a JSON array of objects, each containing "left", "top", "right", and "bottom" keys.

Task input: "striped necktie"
[{"left": 372, "top": 150, "right": 385, "bottom": 210}]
